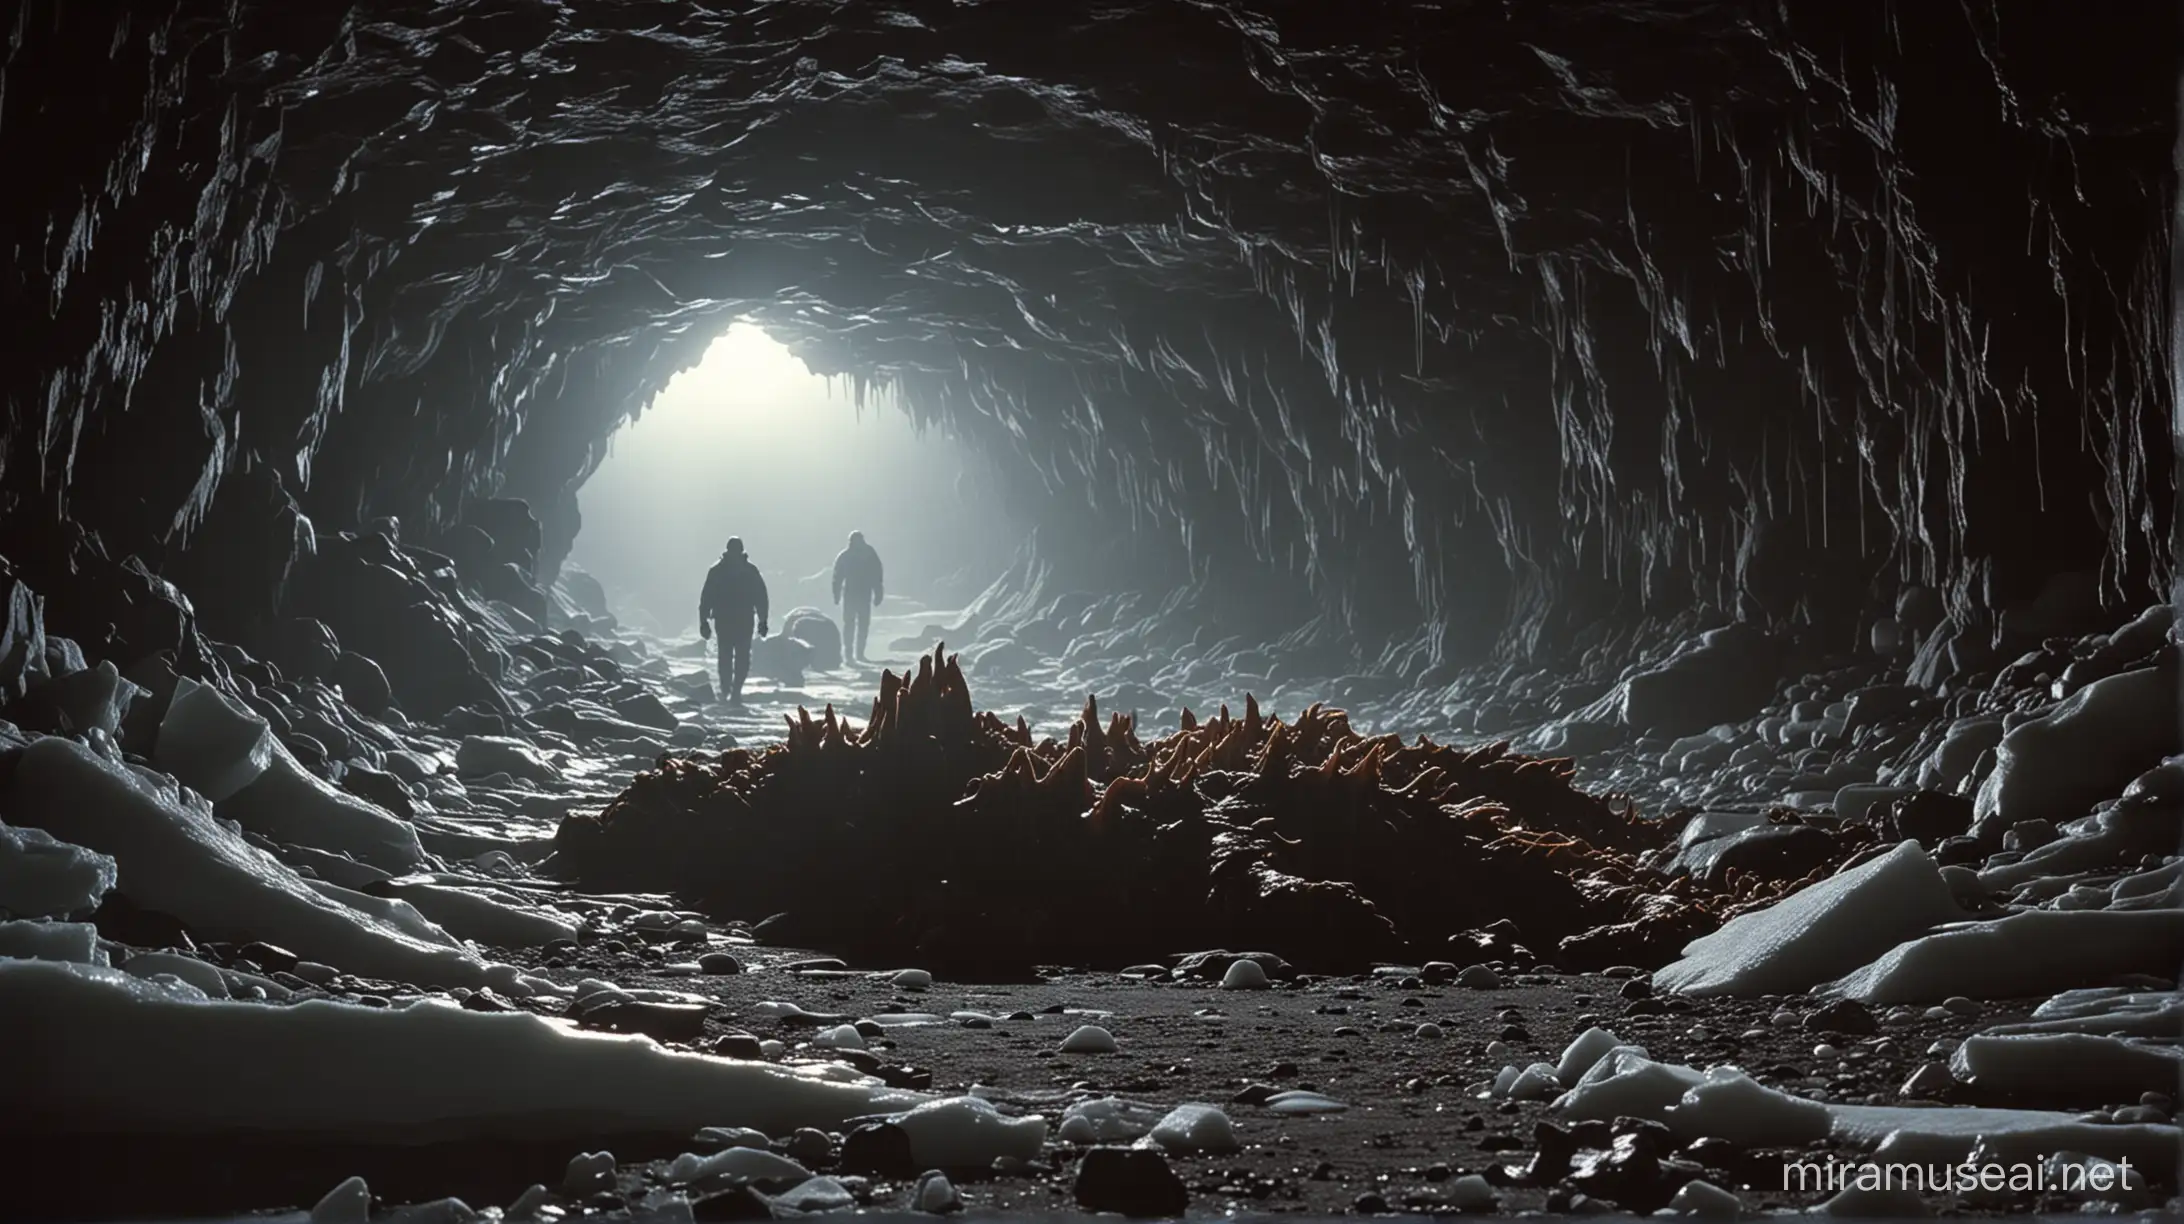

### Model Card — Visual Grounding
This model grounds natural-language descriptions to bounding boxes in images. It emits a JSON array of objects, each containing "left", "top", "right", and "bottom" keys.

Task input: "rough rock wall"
[{"left": 1, "top": 0, "right": 2172, "bottom": 662}]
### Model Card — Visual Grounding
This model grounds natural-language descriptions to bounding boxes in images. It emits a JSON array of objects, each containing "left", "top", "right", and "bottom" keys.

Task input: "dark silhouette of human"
[
  {"left": 832, "top": 530, "right": 885, "bottom": 664},
  {"left": 699, "top": 537, "right": 769, "bottom": 705}
]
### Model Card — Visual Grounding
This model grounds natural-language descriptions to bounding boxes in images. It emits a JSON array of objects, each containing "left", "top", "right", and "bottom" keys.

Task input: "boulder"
[{"left": 782, "top": 608, "right": 843, "bottom": 671}]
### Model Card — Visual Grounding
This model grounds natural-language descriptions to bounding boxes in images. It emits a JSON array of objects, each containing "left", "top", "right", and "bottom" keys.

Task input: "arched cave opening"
[
  {"left": 0, "top": 1, "right": 2179, "bottom": 1218},
  {"left": 565, "top": 321, "right": 1020, "bottom": 635}
]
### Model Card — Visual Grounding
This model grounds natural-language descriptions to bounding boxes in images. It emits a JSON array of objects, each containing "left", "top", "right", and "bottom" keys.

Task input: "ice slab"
[
  {"left": 221, "top": 737, "right": 426, "bottom": 873},
  {"left": 1655, "top": 841, "right": 1965, "bottom": 997},
  {"left": 0, "top": 819, "right": 116, "bottom": 919},
  {"left": 1974, "top": 662, "right": 2178, "bottom": 832},
  {"left": 0, "top": 919, "right": 107, "bottom": 966},
  {"left": 0, "top": 958, "right": 926, "bottom": 1141},
  {"left": 8, "top": 737, "right": 488, "bottom": 986},
  {"left": 1948, "top": 1033, "right": 2184, "bottom": 1106},
  {"left": 155, "top": 676, "right": 276, "bottom": 803},
  {"left": 1832, "top": 907, "right": 2184, "bottom": 1004}
]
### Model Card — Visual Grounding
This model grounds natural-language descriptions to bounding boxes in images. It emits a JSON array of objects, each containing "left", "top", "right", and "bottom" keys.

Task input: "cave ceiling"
[{"left": 1, "top": 0, "right": 2173, "bottom": 649}]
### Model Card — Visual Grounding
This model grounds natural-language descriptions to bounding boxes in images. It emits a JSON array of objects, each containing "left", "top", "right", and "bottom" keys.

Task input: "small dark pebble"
[
  {"left": 1618, "top": 977, "right": 1653, "bottom": 1000},
  {"left": 1353, "top": 1191, "right": 1389, "bottom": 1213},
  {"left": 1624, "top": 998, "right": 1667, "bottom": 1016}
]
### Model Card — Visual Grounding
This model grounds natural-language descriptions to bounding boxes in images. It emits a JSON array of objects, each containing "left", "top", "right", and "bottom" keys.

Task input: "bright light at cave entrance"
[
  {"left": 638, "top": 322, "right": 831, "bottom": 445},
  {"left": 571, "top": 320, "right": 1018, "bottom": 634}
]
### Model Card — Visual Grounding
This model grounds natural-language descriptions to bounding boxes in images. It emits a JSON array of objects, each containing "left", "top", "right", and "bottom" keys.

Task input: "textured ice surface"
[
  {"left": 0, "top": 819, "right": 116, "bottom": 919},
  {"left": 8, "top": 737, "right": 489, "bottom": 986},
  {"left": 1832, "top": 907, "right": 2184, "bottom": 1004},
  {"left": 1948, "top": 1032, "right": 2184, "bottom": 1105},
  {"left": 0, "top": 958, "right": 925, "bottom": 1140},
  {"left": 1554, "top": 1047, "right": 2179, "bottom": 1178},
  {"left": 1655, "top": 841, "right": 1965, "bottom": 997},
  {"left": 154, "top": 677, "right": 276, "bottom": 803}
]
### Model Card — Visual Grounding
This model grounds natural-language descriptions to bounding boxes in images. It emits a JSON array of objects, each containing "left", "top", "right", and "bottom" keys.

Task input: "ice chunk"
[
  {"left": 155, "top": 677, "right": 276, "bottom": 802},
  {"left": 0, "top": 919, "right": 107, "bottom": 966},
  {"left": 1555, "top": 1026, "right": 1628, "bottom": 1086},
  {"left": 1989, "top": 989, "right": 2184, "bottom": 1038},
  {"left": 892, "top": 1095, "right": 1047, "bottom": 1168},
  {"left": 1665, "top": 1179, "right": 1742, "bottom": 1217},
  {"left": 1948, "top": 1033, "right": 2184, "bottom": 1106},
  {"left": 1507, "top": 1063, "right": 1561, "bottom": 1100},
  {"left": 1219, "top": 958, "right": 1271, "bottom": 989},
  {"left": 1263, "top": 1090, "right": 1347, "bottom": 1114},
  {"left": 1661, "top": 1067, "right": 1832, "bottom": 1145},
  {"left": 0, "top": 819, "right": 116, "bottom": 919},
  {"left": 662, "top": 1146, "right": 810, "bottom": 1185},
  {"left": 1056, "top": 1096, "right": 1166, "bottom": 1144},
  {"left": 1655, "top": 841, "right": 1965, "bottom": 996},
  {"left": 1843, "top": 1106, "right": 2178, "bottom": 1178},
  {"left": 0, "top": 959, "right": 926, "bottom": 1140},
  {"left": 1147, "top": 1103, "right": 1240, "bottom": 1154},
  {"left": 1973, "top": 663, "right": 2179, "bottom": 832},
  {"left": 8, "top": 737, "right": 487, "bottom": 985},
  {"left": 1059, "top": 1024, "right": 1117, "bottom": 1053},
  {"left": 221, "top": 737, "right": 426, "bottom": 872},
  {"left": 121, "top": 951, "right": 230, "bottom": 998},
  {"left": 1553, "top": 1047, "right": 1704, "bottom": 1121},
  {"left": 377, "top": 879, "right": 579, "bottom": 948},
  {"left": 815, "top": 1024, "right": 866, "bottom": 1050},
  {"left": 1832, "top": 908, "right": 2184, "bottom": 1003}
]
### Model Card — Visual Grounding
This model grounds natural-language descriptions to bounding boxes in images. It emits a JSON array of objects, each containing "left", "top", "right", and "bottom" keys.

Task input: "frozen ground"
[{"left": 0, "top": 582, "right": 2178, "bottom": 1222}]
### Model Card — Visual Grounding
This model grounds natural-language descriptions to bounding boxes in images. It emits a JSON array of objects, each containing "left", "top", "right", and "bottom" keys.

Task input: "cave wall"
[{"left": 1, "top": 0, "right": 2172, "bottom": 665}]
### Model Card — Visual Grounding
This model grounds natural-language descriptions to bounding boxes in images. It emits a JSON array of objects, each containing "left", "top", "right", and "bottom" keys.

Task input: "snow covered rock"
[
  {"left": 0, "top": 819, "right": 116, "bottom": 919},
  {"left": 1972, "top": 660, "right": 2179, "bottom": 836},
  {"left": 0, "top": 958, "right": 926, "bottom": 1140},
  {"left": 1654, "top": 841, "right": 1966, "bottom": 997},
  {"left": 8, "top": 736, "right": 489, "bottom": 986}
]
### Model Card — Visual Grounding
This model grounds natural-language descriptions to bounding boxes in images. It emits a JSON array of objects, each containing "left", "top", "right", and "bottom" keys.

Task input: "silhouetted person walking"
[
  {"left": 699, "top": 537, "right": 769, "bottom": 705},
  {"left": 832, "top": 530, "right": 885, "bottom": 664}
]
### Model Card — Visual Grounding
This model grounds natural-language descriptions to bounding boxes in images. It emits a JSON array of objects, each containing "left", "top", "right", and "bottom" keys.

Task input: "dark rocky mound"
[{"left": 554, "top": 647, "right": 1872, "bottom": 975}]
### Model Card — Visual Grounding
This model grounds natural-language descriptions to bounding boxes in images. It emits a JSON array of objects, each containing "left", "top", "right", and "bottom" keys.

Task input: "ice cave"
[{"left": 0, "top": 1, "right": 2177, "bottom": 1220}]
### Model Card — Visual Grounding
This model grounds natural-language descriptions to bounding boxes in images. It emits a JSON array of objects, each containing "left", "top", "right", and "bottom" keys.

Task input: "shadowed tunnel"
[
  {"left": 1, "top": 6, "right": 2182, "bottom": 1219},
  {"left": 2, "top": 0, "right": 2170, "bottom": 677}
]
